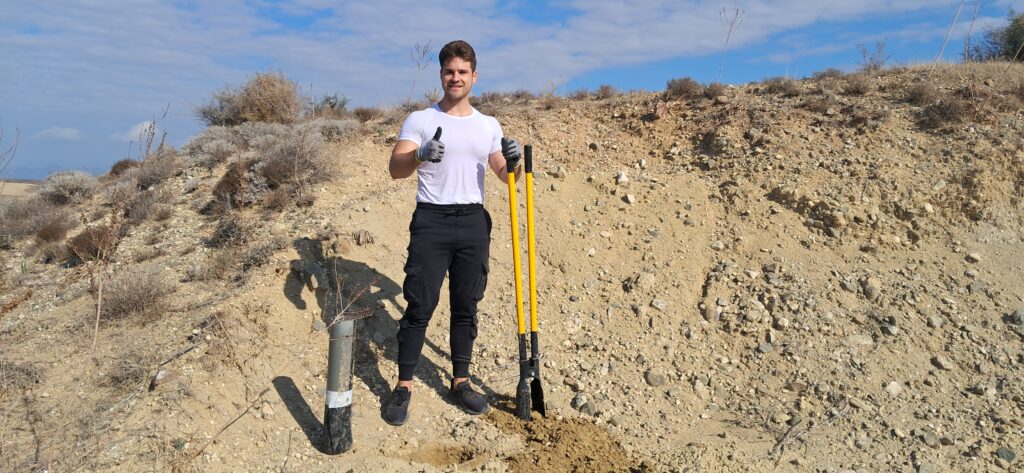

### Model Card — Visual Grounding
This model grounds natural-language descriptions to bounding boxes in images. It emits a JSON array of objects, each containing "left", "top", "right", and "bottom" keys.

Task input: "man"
[{"left": 385, "top": 40, "right": 522, "bottom": 426}]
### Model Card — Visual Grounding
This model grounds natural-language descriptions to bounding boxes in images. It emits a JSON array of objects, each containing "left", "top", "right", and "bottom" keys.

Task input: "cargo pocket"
[
  {"left": 471, "top": 261, "right": 489, "bottom": 302},
  {"left": 402, "top": 264, "right": 423, "bottom": 307}
]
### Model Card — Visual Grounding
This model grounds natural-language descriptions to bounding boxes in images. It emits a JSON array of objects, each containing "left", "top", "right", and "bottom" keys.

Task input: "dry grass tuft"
[
  {"left": 353, "top": 107, "right": 383, "bottom": 122},
  {"left": 843, "top": 74, "right": 872, "bottom": 96},
  {"left": 135, "top": 148, "right": 179, "bottom": 190},
  {"left": 1, "top": 196, "right": 59, "bottom": 241},
  {"left": 905, "top": 83, "right": 939, "bottom": 106},
  {"left": 812, "top": 68, "right": 846, "bottom": 80},
  {"left": 34, "top": 216, "right": 76, "bottom": 243},
  {"left": 764, "top": 77, "right": 801, "bottom": 97},
  {"left": 919, "top": 96, "right": 969, "bottom": 130},
  {"left": 67, "top": 224, "right": 118, "bottom": 262},
  {"left": 596, "top": 84, "right": 619, "bottom": 100},
  {"left": 665, "top": 77, "right": 704, "bottom": 100},
  {"left": 102, "top": 267, "right": 173, "bottom": 323},
  {"left": 185, "top": 250, "right": 238, "bottom": 281},
  {"left": 125, "top": 188, "right": 174, "bottom": 226},
  {"left": 206, "top": 214, "right": 249, "bottom": 248},
  {"left": 704, "top": 82, "right": 727, "bottom": 99}
]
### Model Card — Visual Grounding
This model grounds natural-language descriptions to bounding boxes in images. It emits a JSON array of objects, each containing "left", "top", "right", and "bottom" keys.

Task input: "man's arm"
[
  {"left": 488, "top": 150, "right": 522, "bottom": 184},
  {"left": 389, "top": 140, "right": 421, "bottom": 179}
]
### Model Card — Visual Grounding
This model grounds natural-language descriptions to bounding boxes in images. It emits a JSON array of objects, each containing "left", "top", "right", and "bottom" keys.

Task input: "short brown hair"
[{"left": 439, "top": 40, "right": 477, "bottom": 71}]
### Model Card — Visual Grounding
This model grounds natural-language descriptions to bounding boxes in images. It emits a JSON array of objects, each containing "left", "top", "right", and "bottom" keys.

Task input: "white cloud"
[
  {"left": 31, "top": 127, "right": 84, "bottom": 140},
  {"left": 112, "top": 121, "right": 157, "bottom": 143}
]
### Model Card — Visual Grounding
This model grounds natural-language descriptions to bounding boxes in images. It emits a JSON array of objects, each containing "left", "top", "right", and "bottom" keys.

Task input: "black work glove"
[
  {"left": 501, "top": 137, "right": 522, "bottom": 172},
  {"left": 417, "top": 127, "right": 444, "bottom": 163}
]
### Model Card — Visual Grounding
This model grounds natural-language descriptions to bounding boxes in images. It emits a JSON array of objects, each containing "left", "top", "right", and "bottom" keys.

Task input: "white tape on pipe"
[{"left": 326, "top": 389, "right": 352, "bottom": 408}]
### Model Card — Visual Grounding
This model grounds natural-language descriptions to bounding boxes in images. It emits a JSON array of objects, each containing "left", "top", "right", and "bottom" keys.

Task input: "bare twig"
[
  {"left": 933, "top": 0, "right": 967, "bottom": 70},
  {"left": 410, "top": 41, "right": 433, "bottom": 100},
  {"left": 962, "top": 0, "right": 984, "bottom": 63},
  {"left": 0, "top": 128, "right": 19, "bottom": 196},
  {"left": 718, "top": 3, "right": 744, "bottom": 82},
  {"left": 189, "top": 387, "right": 271, "bottom": 460}
]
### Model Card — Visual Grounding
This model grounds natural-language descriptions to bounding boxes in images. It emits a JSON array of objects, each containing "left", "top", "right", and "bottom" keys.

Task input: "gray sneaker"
[{"left": 449, "top": 380, "right": 489, "bottom": 415}]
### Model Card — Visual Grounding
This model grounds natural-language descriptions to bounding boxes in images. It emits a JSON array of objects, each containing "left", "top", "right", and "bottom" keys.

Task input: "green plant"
[
  {"left": 312, "top": 94, "right": 350, "bottom": 118},
  {"left": 965, "top": 12, "right": 1024, "bottom": 61}
]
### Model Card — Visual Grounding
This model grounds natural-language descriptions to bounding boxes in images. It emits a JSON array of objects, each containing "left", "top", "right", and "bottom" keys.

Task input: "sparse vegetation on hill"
[
  {"left": 196, "top": 71, "right": 303, "bottom": 126},
  {"left": 1, "top": 62, "right": 1023, "bottom": 472}
]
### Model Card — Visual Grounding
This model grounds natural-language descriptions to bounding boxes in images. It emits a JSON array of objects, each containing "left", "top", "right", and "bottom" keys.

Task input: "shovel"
[
  {"left": 523, "top": 145, "right": 546, "bottom": 417},
  {"left": 505, "top": 142, "right": 545, "bottom": 421}
]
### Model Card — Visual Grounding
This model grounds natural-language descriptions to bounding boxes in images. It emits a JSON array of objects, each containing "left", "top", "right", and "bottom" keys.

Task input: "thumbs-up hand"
[{"left": 416, "top": 126, "right": 445, "bottom": 163}]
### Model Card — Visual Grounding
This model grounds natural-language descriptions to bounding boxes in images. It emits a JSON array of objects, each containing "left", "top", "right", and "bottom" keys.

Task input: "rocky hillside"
[{"left": 1, "top": 63, "right": 1023, "bottom": 472}]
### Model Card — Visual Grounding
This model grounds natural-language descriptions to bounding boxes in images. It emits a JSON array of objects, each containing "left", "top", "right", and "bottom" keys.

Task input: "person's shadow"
[{"left": 276, "top": 237, "right": 515, "bottom": 443}]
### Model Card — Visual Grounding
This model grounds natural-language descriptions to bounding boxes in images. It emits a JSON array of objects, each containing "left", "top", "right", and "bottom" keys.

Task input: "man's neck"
[{"left": 438, "top": 96, "right": 474, "bottom": 117}]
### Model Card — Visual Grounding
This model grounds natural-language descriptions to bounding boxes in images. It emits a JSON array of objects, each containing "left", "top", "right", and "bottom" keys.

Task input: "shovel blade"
[
  {"left": 515, "top": 379, "right": 532, "bottom": 420},
  {"left": 530, "top": 377, "right": 546, "bottom": 417}
]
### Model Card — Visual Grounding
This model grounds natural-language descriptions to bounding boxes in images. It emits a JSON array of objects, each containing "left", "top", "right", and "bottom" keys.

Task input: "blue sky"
[{"left": 1, "top": 0, "right": 1022, "bottom": 179}]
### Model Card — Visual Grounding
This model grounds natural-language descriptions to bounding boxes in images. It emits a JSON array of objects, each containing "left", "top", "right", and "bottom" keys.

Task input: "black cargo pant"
[{"left": 397, "top": 202, "right": 491, "bottom": 381}]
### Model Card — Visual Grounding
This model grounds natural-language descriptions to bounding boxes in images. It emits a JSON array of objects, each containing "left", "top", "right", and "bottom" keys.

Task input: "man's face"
[{"left": 440, "top": 57, "right": 477, "bottom": 101}]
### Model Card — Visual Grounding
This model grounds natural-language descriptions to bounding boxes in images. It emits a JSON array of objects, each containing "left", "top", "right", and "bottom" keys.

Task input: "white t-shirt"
[{"left": 398, "top": 104, "right": 503, "bottom": 205}]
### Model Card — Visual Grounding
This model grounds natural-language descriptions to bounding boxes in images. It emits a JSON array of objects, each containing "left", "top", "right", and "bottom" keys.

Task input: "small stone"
[
  {"left": 710, "top": 240, "right": 725, "bottom": 251},
  {"left": 571, "top": 393, "right": 588, "bottom": 409},
  {"left": 995, "top": 447, "right": 1016, "bottom": 462},
  {"left": 260, "top": 401, "right": 275, "bottom": 420},
  {"left": 848, "top": 397, "right": 867, "bottom": 409},
  {"left": 881, "top": 325, "right": 899, "bottom": 336},
  {"left": 927, "top": 316, "right": 945, "bottom": 329},
  {"left": 863, "top": 277, "right": 882, "bottom": 301},
  {"left": 756, "top": 343, "right": 774, "bottom": 354},
  {"left": 610, "top": 415, "right": 625, "bottom": 427},
  {"left": 931, "top": 355, "right": 954, "bottom": 371},
  {"left": 965, "top": 252, "right": 981, "bottom": 263},
  {"left": 644, "top": 370, "right": 667, "bottom": 387},
  {"left": 312, "top": 319, "right": 327, "bottom": 332},
  {"left": 1007, "top": 309, "right": 1023, "bottom": 325},
  {"left": 615, "top": 171, "right": 628, "bottom": 185},
  {"left": 623, "top": 194, "right": 636, "bottom": 205},
  {"left": 149, "top": 369, "right": 181, "bottom": 390},
  {"left": 884, "top": 381, "right": 904, "bottom": 397},
  {"left": 549, "top": 166, "right": 567, "bottom": 179},
  {"left": 589, "top": 142, "right": 601, "bottom": 151},
  {"left": 650, "top": 299, "right": 667, "bottom": 311}
]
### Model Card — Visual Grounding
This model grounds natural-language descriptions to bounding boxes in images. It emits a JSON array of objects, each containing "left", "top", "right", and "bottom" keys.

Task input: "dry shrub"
[
  {"left": 36, "top": 240, "right": 69, "bottom": 264},
  {"left": 152, "top": 204, "right": 174, "bottom": 221},
  {"left": 210, "top": 158, "right": 268, "bottom": 210},
  {"left": 259, "top": 130, "right": 328, "bottom": 188},
  {"left": 704, "top": 82, "right": 726, "bottom": 99},
  {"left": 101, "top": 353, "right": 150, "bottom": 392},
  {"left": 0, "top": 196, "right": 58, "bottom": 240},
  {"left": 813, "top": 68, "right": 845, "bottom": 80},
  {"left": 261, "top": 187, "right": 292, "bottom": 211},
  {"left": 919, "top": 97, "right": 969, "bottom": 130},
  {"left": 206, "top": 214, "right": 249, "bottom": 248},
  {"left": 843, "top": 74, "right": 871, "bottom": 96},
  {"left": 102, "top": 267, "right": 173, "bottom": 323},
  {"left": 125, "top": 188, "right": 173, "bottom": 225},
  {"left": 196, "top": 71, "right": 301, "bottom": 126},
  {"left": 764, "top": 77, "right": 801, "bottom": 97},
  {"left": 134, "top": 247, "right": 165, "bottom": 263},
  {"left": 136, "top": 148, "right": 179, "bottom": 189},
  {"left": 596, "top": 84, "right": 619, "bottom": 100},
  {"left": 185, "top": 250, "right": 238, "bottom": 281},
  {"left": 34, "top": 216, "right": 76, "bottom": 243},
  {"left": 803, "top": 96, "right": 834, "bottom": 114},
  {"left": 299, "top": 118, "right": 359, "bottom": 142},
  {"left": 353, "top": 107, "right": 383, "bottom": 122},
  {"left": 104, "top": 178, "right": 137, "bottom": 207},
  {"left": 235, "top": 122, "right": 291, "bottom": 150},
  {"left": 905, "top": 83, "right": 938, "bottom": 106},
  {"left": 109, "top": 159, "right": 139, "bottom": 176},
  {"left": 67, "top": 225, "right": 118, "bottom": 261},
  {"left": 181, "top": 126, "right": 241, "bottom": 168},
  {"left": 1013, "top": 80, "right": 1024, "bottom": 103},
  {"left": 38, "top": 170, "right": 98, "bottom": 205},
  {"left": 665, "top": 77, "right": 704, "bottom": 100}
]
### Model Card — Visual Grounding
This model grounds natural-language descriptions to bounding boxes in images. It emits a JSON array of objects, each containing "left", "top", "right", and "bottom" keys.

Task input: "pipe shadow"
[{"left": 271, "top": 376, "right": 330, "bottom": 454}]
